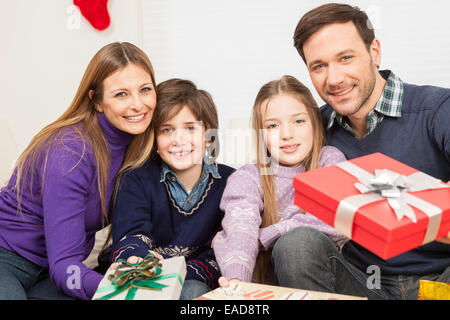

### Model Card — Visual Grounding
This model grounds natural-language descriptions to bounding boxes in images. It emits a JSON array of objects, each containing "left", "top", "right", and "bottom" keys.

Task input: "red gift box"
[{"left": 293, "top": 153, "right": 450, "bottom": 260}]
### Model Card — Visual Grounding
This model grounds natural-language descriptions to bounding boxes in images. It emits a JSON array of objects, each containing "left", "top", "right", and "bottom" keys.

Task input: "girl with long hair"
[
  {"left": 0, "top": 42, "right": 157, "bottom": 300},
  {"left": 213, "top": 75, "right": 347, "bottom": 286}
]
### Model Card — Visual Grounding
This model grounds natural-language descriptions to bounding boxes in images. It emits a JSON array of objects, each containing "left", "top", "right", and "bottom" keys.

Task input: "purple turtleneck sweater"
[{"left": 0, "top": 113, "right": 132, "bottom": 300}]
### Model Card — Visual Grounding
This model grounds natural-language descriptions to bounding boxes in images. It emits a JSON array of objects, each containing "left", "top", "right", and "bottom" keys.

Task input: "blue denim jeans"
[
  {"left": 271, "top": 227, "right": 450, "bottom": 300},
  {"left": 179, "top": 279, "right": 211, "bottom": 300},
  {"left": 0, "top": 246, "right": 74, "bottom": 300}
]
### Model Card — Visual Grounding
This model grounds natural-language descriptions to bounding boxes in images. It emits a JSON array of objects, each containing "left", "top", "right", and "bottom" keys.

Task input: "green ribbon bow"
[{"left": 94, "top": 254, "right": 183, "bottom": 300}]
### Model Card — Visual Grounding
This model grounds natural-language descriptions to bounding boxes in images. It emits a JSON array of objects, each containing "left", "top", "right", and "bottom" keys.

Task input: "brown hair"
[
  {"left": 293, "top": 3, "right": 375, "bottom": 63},
  {"left": 252, "top": 75, "right": 324, "bottom": 283},
  {"left": 152, "top": 78, "right": 219, "bottom": 160},
  {"left": 14, "top": 42, "right": 156, "bottom": 226}
]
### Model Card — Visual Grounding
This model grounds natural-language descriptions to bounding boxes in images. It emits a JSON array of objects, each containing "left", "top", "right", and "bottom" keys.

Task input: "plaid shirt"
[{"left": 326, "top": 70, "right": 404, "bottom": 138}]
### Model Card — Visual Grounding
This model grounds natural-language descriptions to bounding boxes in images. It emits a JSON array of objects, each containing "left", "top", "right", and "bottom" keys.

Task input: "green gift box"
[{"left": 92, "top": 255, "right": 186, "bottom": 300}]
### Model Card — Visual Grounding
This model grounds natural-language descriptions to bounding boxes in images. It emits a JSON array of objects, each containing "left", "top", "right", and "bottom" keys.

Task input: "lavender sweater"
[
  {"left": 213, "top": 146, "right": 347, "bottom": 282},
  {"left": 0, "top": 113, "right": 132, "bottom": 299}
]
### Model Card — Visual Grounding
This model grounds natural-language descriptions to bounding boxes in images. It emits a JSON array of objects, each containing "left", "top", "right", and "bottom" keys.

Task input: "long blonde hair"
[
  {"left": 14, "top": 42, "right": 156, "bottom": 226},
  {"left": 251, "top": 75, "right": 324, "bottom": 283}
]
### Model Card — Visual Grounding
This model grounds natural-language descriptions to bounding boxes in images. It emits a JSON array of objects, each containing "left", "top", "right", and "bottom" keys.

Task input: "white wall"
[
  {"left": 0, "top": 0, "right": 143, "bottom": 177},
  {"left": 1, "top": 1, "right": 449, "bottom": 172}
]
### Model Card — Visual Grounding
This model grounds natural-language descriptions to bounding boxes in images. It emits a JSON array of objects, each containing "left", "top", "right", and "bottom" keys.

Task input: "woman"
[{"left": 0, "top": 42, "right": 157, "bottom": 300}]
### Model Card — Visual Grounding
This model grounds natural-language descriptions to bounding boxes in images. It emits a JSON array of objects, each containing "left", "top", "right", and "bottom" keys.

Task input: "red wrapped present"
[{"left": 293, "top": 153, "right": 450, "bottom": 260}]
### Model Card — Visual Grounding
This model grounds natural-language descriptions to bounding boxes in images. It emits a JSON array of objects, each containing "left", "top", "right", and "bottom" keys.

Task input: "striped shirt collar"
[{"left": 326, "top": 70, "right": 404, "bottom": 137}]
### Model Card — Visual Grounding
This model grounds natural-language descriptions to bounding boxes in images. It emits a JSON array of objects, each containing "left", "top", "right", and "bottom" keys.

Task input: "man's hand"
[
  {"left": 436, "top": 181, "right": 450, "bottom": 244},
  {"left": 436, "top": 231, "right": 450, "bottom": 245},
  {"left": 435, "top": 181, "right": 450, "bottom": 243}
]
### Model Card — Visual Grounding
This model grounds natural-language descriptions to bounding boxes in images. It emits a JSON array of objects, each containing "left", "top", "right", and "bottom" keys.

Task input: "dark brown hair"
[
  {"left": 152, "top": 78, "right": 219, "bottom": 159},
  {"left": 293, "top": 3, "right": 375, "bottom": 63}
]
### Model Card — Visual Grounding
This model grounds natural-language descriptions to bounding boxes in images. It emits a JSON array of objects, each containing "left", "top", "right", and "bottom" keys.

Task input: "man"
[{"left": 271, "top": 3, "right": 449, "bottom": 300}]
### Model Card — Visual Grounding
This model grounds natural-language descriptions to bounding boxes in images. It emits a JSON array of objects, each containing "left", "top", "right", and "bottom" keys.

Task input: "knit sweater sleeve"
[
  {"left": 186, "top": 246, "right": 222, "bottom": 289},
  {"left": 259, "top": 146, "right": 347, "bottom": 249},
  {"left": 213, "top": 165, "right": 263, "bottom": 282},
  {"left": 317, "top": 145, "right": 347, "bottom": 168},
  {"left": 42, "top": 136, "right": 103, "bottom": 300},
  {"left": 110, "top": 168, "right": 155, "bottom": 262}
]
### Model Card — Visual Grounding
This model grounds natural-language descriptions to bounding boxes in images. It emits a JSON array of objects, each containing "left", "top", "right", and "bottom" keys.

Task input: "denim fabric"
[
  {"left": 160, "top": 161, "right": 221, "bottom": 212},
  {"left": 271, "top": 227, "right": 450, "bottom": 300},
  {"left": 179, "top": 279, "right": 211, "bottom": 300},
  {"left": 0, "top": 246, "right": 74, "bottom": 300}
]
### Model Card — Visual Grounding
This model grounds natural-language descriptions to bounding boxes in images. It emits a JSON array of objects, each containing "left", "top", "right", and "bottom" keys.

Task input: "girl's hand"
[
  {"left": 218, "top": 277, "right": 243, "bottom": 296},
  {"left": 211, "top": 231, "right": 222, "bottom": 248},
  {"left": 218, "top": 276, "right": 241, "bottom": 288}
]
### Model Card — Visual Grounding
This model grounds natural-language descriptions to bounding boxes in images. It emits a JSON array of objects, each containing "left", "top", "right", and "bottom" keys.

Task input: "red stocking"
[{"left": 74, "top": 0, "right": 110, "bottom": 31}]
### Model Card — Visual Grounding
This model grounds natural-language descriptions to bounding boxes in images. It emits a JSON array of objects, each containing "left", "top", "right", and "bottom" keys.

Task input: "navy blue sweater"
[
  {"left": 111, "top": 157, "right": 235, "bottom": 288},
  {"left": 321, "top": 82, "right": 450, "bottom": 275}
]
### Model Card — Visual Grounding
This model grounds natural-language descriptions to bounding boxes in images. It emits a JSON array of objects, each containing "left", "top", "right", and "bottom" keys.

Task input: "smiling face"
[
  {"left": 303, "top": 21, "right": 384, "bottom": 120},
  {"left": 156, "top": 105, "right": 209, "bottom": 176},
  {"left": 262, "top": 93, "right": 314, "bottom": 167},
  {"left": 94, "top": 63, "right": 156, "bottom": 135}
]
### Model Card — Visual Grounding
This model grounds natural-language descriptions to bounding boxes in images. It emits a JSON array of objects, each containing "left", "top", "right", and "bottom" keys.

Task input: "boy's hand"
[
  {"left": 107, "top": 251, "right": 164, "bottom": 270},
  {"left": 148, "top": 250, "right": 164, "bottom": 260}
]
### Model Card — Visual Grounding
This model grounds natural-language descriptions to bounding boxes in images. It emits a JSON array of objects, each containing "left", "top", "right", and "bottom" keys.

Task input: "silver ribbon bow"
[{"left": 334, "top": 161, "right": 449, "bottom": 244}]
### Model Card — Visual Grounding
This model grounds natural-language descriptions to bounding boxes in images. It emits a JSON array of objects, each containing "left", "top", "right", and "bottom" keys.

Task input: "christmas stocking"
[{"left": 74, "top": 0, "right": 110, "bottom": 31}]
